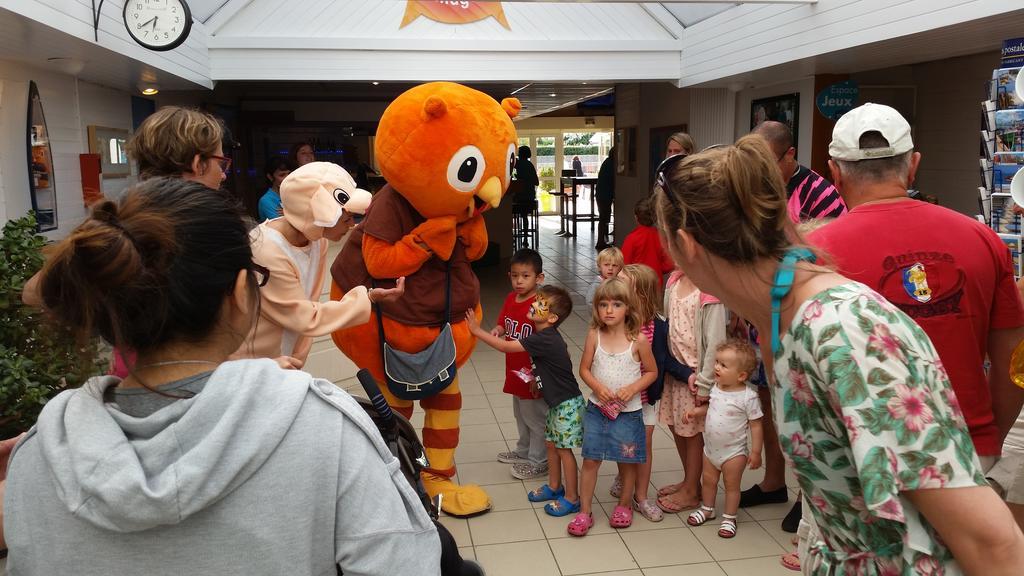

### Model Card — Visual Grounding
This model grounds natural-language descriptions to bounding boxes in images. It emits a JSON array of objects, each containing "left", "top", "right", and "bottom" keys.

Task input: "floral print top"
[{"left": 772, "top": 283, "right": 986, "bottom": 575}]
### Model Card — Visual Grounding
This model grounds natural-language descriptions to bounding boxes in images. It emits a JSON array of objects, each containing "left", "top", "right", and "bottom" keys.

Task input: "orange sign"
[{"left": 401, "top": 1, "right": 510, "bottom": 29}]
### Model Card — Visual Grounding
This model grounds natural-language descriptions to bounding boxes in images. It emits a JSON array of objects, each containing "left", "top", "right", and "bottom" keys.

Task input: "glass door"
[{"left": 535, "top": 134, "right": 558, "bottom": 215}]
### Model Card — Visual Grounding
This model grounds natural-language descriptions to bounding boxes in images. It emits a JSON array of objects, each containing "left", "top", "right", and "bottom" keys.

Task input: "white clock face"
[{"left": 123, "top": 0, "right": 192, "bottom": 51}]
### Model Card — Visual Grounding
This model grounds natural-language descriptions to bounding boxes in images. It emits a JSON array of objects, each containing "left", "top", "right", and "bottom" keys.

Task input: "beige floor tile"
[
  {"left": 456, "top": 440, "right": 510, "bottom": 464},
  {"left": 461, "top": 408, "right": 498, "bottom": 426},
  {"left": 461, "top": 394, "right": 491, "bottom": 410},
  {"left": 483, "top": 482, "right": 536, "bottom": 512},
  {"left": 440, "top": 515, "right": 472, "bottom": 547},
  {"left": 487, "top": 393, "right": 513, "bottom": 409},
  {"left": 498, "top": 420, "right": 522, "bottom": 441},
  {"left": 460, "top": 423, "right": 505, "bottom": 443},
  {"left": 578, "top": 572, "right": 642, "bottom": 576},
  {"left": 650, "top": 449, "right": 683, "bottom": 473},
  {"left": 758, "top": 519, "right": 800, "bottom": 552},
  {"left": 690, "top": 521, "right": 786, "bottom": 562},
  {"left": 742, "top": 500, "right": 794, "bottom": 522},
  {"left": 492, "top": 407, "right": 516, "bottom": 423},
  {"left": 460, "top": 378, "right": 486, "bottom": 396},
  {"left": 474, "top": 540, "right": 560, "bottom": 576},
  {"left": 549, "top": 533, "right": 640, "bottom": 575},
  {"left": 643, "top": 563, "right": 726, "bottom": 576},
  {"left": 458, "top": 546, "right": 476, "bottom": 561},
  {"left": 718, "top": 556, "right": 797, "bottom": 576},
  {"left": 621, "top": 527, "right": 714, "bottom": 568},
  {"left": 467, "top": 509, "right": 545, "bottom": 546},
  {"left": 458, "top": 461, "right": 517, "bottom": 486}
]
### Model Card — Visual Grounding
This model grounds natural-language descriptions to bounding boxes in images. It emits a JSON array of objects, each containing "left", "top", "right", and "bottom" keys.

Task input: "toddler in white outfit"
[{"left": 684, "top": 338, "right": 764, "bottom": 539}]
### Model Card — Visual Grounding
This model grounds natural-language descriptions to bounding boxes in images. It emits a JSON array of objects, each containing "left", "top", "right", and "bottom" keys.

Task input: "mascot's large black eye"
[
  {"left": 334, "top": 188, "right": 350, "bottom": 205},
  {"left": 458, "top": 158, "right": 478, "bottom": 183},
  {"left": 446, "top": 145, "right": 485, "bottom": 193}
]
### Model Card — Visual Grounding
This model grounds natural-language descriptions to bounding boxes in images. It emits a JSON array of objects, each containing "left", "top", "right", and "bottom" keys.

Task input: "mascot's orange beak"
[{"left": 472, "top": 176, "right": 503, "bottom": 217}]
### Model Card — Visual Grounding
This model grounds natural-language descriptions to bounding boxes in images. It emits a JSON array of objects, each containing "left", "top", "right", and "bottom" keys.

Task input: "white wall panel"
[
  {"left": 680, "top": 0, "right": 1022, "bottom": 87},
  {"left": 77, "top": 80, "right": 134, "bottom": 199},
  {"left": 1, "top": 0, "right": 212, "bottom": 88},
  {"left": 688, "top": 87, "right": 735, "bottom": 149}
]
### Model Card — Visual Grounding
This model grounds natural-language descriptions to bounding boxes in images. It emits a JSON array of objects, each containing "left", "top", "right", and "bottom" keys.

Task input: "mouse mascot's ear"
[
  {"left": 502, "top": 97, "right": 522, "bottom": 119},
  {"left": 282, "top": 162, "right": 367, "bottom": 240}
]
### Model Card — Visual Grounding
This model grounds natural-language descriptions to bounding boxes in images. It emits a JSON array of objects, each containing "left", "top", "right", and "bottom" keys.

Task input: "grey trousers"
[{"left": 513, "top": 396, "right": 549, "bottom": 466}]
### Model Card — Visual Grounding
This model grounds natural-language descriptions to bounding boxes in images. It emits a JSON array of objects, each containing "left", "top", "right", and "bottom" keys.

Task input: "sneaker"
[
  {"left": 511, "top": 461, "right": 549, "bottom": 480},
  {"left": 497, "top": 451, "right": 528, "bottom": 465}
]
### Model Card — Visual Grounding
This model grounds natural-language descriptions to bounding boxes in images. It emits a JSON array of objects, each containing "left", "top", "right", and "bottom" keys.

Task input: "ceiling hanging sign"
[
  {"left": 400, "top": 1, "right": 510, "bottom": 30},
  {"left": 816, "top": 80, "right": 859, "bottom": 121}
]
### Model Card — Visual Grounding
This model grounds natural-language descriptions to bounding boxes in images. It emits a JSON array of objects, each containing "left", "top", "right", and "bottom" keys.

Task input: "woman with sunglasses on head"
[
  {"left": 3, "top": 178, "right": 441, "bottom": 576},
  {"left": 654, "top": 135, "right": 1024, "bottom": 575}
]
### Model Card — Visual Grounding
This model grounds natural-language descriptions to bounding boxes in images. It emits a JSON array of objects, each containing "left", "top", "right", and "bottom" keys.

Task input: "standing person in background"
[
  {"left": 257, "top": 156, "right": 290, "bottom": 222},
  {"left": 751, "top": 121, "right": 846, "bottom": 223},
  {"left": 665, "top": 132, "right": 695, "bottom": 158},
  {"left": 742, "top": 120, "right": 847, "bottom": 526},
  {"left": 513, "top": 146, "right": 540, "bottom": 242},
  {"left": 595, "top": 146, "right": 616, "bottom": 251},
  {"left": 812, "top": 102, "right": 1024, "bottom": 526},
  {"left": 289, "top": 141, "right": 316, "bottom": 169},
  {"left": 621, "top": 197, "right": 674, "bottom": 287},
  {"left": 655, "top": 134, "right": 1024, "bottom": 575},
  {"left": 572, "top": 156, "right": 584, "bottom": 176}
]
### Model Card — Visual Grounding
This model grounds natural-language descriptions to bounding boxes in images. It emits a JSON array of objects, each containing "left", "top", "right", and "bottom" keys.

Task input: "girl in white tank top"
[{"left": 569, "top": 278, "right": 657, "bottom": 537}]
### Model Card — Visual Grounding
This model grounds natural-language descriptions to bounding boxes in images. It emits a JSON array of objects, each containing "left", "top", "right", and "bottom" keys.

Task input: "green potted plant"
[{"left": 0, "top": 212, "right": 104, "bottom": 438}]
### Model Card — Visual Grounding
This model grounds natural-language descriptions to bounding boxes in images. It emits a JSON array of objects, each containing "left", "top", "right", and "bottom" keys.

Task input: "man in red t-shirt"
[{"left": 811, "top": 104, "right": 1024, "bottom": 481}]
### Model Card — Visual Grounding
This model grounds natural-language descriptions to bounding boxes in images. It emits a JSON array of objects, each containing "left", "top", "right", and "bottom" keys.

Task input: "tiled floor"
[
  {"left": 0, "top": 217, "right": 801, "bottom": 576},
  {"left": 331, "top": 217, "right": 803, "bottom": 576}
]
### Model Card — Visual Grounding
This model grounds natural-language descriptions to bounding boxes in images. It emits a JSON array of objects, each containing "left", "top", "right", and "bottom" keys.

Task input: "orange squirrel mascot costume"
[{"left": 332, "top": 82, "right": 520, "bottom": 517}]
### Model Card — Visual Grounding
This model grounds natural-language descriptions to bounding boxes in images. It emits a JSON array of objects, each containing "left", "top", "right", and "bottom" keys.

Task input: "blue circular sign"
[{"left": 816, "top": 80, "right": 859, "bottom": 121}]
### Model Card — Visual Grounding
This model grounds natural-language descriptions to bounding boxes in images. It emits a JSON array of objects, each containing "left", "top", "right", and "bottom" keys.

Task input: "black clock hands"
[{"left": 137, "top": 16, "right": 156, "bottom": 30}]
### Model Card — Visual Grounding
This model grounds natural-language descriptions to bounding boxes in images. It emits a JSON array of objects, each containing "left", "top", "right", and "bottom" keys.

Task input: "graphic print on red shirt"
[
  {"left": 498, "top": 291, "right": 537, "bottom": 398},
  {"left": 810, "top": 200, "right": 1024, "bottom": 455}
]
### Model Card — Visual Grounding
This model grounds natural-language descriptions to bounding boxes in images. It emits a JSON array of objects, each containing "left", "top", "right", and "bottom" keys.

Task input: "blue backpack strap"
[{"left": 770, "top": 247, "right": 817, "bottom": 356}]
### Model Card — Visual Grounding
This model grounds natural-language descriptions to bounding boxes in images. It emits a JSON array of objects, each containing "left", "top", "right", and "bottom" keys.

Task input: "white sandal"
[
  {"left": 687, "top": 505, "right": 716, "bottom": 526},
  {"left": 718, "top": 514, "right": 738, "bottom": 538}
]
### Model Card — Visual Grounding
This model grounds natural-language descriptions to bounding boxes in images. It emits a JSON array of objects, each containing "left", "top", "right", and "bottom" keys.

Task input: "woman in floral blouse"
[{"left": 652, "top": 135, "right": 1024, "bottom": 575}]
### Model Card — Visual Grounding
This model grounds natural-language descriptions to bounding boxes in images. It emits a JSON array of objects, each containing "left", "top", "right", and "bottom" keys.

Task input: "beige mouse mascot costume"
[{"left": 232, "top": 162, "right": 377, "bottom": 364}]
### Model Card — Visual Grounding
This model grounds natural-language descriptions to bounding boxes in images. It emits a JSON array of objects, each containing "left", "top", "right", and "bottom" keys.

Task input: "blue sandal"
[
  {"left": 544, "top": 495, "right": 581, "bottom": 517},
  {"left": 528, "top": 484, "right": 564, "bottom": 502}
]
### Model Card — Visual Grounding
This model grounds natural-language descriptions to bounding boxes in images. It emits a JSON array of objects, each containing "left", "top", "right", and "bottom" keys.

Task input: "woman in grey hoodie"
[{"left": 3, "top": 178, "right": 441, "bottom": 576}]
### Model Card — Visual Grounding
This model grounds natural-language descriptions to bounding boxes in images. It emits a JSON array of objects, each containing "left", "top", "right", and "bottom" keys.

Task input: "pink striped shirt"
[{"left": 786, "top": 165, "right": 846, "bottom": 223}]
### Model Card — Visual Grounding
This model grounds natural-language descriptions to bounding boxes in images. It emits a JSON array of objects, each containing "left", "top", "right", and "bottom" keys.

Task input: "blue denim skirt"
[{"left": 581, "top": 401, "right": 646, "bottom": 463}]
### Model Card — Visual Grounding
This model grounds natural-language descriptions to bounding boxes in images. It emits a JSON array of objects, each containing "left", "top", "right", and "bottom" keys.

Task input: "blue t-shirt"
[{"left": 257, "top": 188, "right": 282, "bottom": 222}]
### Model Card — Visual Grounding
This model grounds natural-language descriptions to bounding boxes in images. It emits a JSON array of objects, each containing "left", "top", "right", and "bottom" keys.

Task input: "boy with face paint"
[
  {"left": 232, "top": 162, "right": 405, "bottom": 366},
  {"left": 467, "top": 286, "right": 586, "bottom": 516}
]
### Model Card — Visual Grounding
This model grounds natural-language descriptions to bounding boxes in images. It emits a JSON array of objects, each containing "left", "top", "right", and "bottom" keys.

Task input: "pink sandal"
[
  {"left": 567, "top": 512, "right": 594, "bottom": 537},
  {"left": 609, "top": 505, "right": 633, "bottom": 528}
]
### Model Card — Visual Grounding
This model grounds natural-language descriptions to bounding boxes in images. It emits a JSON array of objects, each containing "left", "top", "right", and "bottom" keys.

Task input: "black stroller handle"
[{"left": 357, "top": 369, "right": 397, "bottom": 433}]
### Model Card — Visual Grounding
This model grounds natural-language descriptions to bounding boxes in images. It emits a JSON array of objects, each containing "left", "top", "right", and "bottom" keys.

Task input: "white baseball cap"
[{"left": 829, "top": 103, "right": 914, "bottom": 161}]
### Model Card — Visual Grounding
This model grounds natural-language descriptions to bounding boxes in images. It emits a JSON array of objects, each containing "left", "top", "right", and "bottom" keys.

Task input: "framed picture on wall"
[
  {"left": 87, "top": 125, "right": 131, "bottom": 179},
  {"left": 751, "top": 93, "right": 800, "bottom": 150},
  {"left": 649, "top": 124, "right": 687, "bottom": 183}
]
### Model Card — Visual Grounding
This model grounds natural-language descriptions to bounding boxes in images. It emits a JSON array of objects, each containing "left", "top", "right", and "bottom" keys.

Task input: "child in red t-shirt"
[
  {"left": 622, "top": 197, "right": 674, "bottom": 287},
  {"left": 493, "top": 249, "right": 549, "bottom": 480}
]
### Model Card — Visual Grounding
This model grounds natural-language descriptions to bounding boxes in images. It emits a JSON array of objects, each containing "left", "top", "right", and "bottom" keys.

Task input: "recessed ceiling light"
[
  {"left": 141, "top": 88, "right": 159, "bottom": 95},
  {"left": 549, "top": 93, "right": 557, "bottom": 97},
  {"left": 372, "top": 81, "right": 380, "bottom": 86},
  {"left": 138, "top": 83, "right": 160, "bottom": 95},
  {"left": 581, "top": 81, "right": 588, "bottom": 85}
]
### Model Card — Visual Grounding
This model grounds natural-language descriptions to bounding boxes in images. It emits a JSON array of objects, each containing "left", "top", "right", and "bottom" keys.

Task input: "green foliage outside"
[{"left": 0, "top": 213, "right": 104, "bottom": 437}]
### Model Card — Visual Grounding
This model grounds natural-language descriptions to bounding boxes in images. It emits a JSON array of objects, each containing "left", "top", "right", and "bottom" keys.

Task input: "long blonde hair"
[
  {"left": 618, "top": 264, "right": 660, "bottom": 325},
  {"left": 591, "top": 277, "right": 642, "bottom": 339},
  {"left": 667, "top": 132, "right": 696, "bottom": 156}
]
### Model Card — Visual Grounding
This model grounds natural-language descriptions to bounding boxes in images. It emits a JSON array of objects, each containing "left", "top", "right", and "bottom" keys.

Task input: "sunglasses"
[
  {"left": 654, "top": 144, "right": 730, "bottom": 190},
  {"left": 249, "top": 263, "right": 270, "bottom": 287},
  {"left": 208, "top": 155, "right": 233, "bottom": 173}
]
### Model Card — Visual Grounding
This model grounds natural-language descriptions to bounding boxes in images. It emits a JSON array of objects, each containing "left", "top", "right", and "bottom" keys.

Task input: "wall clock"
[{"left": 122, "top": 0, "right": 192, "bottom": 51}]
